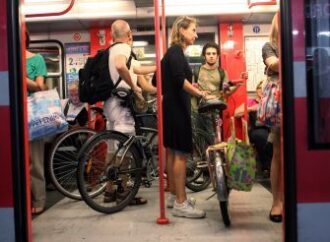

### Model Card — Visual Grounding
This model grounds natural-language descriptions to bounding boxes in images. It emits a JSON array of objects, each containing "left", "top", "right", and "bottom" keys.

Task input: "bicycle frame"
[{"left": 205, "top": 111, "right": 228, "bottom": 197}]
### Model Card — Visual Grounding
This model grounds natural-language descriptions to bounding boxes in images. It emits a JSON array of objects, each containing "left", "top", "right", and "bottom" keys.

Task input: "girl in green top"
[
  {"left": 26, "top": 32, "right": 47, "bottom": 92},
  {"left": 26, "top": 30, "right": 48, "bottom": 215}
]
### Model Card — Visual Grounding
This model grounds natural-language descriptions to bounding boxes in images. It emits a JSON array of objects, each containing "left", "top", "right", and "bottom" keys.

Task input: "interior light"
[
  {"left": 248, "top": 0, "right": 277, "bottom": 8},
  {"left": 292, "top": 30, "right": 299, "bottom": 35},
  {"left": 133, "top": 41, "right": 148, "bottom": 47},
  {"left": 318, "top": 31, "right": 330, "bottom": 37}
]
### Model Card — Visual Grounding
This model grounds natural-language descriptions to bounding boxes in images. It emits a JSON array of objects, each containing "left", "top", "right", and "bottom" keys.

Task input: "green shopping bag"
[{"left": 226, "top": 118, "right": 256, "bottom": 191}]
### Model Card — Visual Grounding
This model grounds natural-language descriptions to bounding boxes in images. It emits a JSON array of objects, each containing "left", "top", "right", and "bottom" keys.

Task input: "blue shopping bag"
[{"left": 28, "top": 89, "right": 68, "bottom": 140}]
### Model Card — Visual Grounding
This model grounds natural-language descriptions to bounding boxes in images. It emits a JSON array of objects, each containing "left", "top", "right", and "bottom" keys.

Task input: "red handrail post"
[{"left": 154, "top": 0, "right": 169, "bottom": 225}]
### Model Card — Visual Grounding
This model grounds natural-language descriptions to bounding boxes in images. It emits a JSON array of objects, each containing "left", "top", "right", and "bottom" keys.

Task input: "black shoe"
[
  {"left": 269, "top": 212, "right": 282, "bottom": 223},
  {"left": 263, "top": 169, "right": 270, "bottom": 179}
]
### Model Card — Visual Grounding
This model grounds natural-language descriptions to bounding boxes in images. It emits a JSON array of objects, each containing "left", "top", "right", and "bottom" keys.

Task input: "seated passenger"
[
  {"left": 248, "top": 81, "right": 272, "bottom": 177},
  {"left": 61, "top": 80, "right": 88, "bottom": 128}
]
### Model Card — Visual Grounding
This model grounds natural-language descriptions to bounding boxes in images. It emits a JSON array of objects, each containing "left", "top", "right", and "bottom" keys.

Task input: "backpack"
[
  {"left": 193, "top": 66, "right": 225, "bottom": 90},
  {"left": 78, "top": 43, "right": 133, "bottom": 105}
]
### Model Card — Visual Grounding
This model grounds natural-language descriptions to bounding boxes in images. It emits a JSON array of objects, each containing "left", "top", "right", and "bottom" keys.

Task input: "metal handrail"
[{"left": 25, "top": 0, "right": 75, "bottom": 18}]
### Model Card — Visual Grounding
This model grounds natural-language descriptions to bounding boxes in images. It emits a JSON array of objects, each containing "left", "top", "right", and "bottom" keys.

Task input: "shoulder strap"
[
  {"left": 193, "top": 66, "right": 201, "bottom": 83},
  {"left": 218, "top": 68, "right": 225, "bottom": 91},
  {"left": 63, "top": 99, "right": 70, "bottom": 117},
  {"left": 110, "top": 43, "right": 134, "bottom": 89}
]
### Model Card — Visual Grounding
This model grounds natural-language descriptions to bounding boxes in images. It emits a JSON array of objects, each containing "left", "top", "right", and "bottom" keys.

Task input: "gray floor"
[{"left": 32, "top": 182, "right": 282, "bottom": 242}]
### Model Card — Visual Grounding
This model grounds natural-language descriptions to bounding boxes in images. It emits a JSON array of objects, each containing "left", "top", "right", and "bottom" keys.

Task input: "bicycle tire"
[
  {"left": 214, "top": 152, "right": 230, "bottom": 227},
  {"left": 186, "top": 158, "right": 211, "bottom": 192},
  {"left": 48, "top": 128, "right": 96, "bottom": 200},
  {"left": 220, "top": 201, "right": 230, "bottom": 227},
  {"left": 77, "top": 131, "right": 142, "bottom": 214},
  {"left": 186, "top": 133, "right": 212, "bottom": 192}
]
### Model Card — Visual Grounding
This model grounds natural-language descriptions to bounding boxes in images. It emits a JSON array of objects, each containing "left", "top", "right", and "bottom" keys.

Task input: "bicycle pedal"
[{"left": 197, "top": 163, "right": 208, "bottom": 169}]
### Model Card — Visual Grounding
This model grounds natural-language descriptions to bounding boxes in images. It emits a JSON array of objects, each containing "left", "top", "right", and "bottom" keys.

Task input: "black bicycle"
[
  {"left": 77, "top": 91, "right": 158, "bottom": 214},
  {"left": 47, "top": 107, "right": 106, "bottom": 200},
  {"left": 198, "top": 98, "right": 231, "bottom": 227},
  {"left": 185, "top": 111, "right": 212, "bottom": 192}
]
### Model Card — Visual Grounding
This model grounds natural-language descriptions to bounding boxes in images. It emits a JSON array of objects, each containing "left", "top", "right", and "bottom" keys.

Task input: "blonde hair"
[
  {"left": 269, "top": 13, "right": 279, "bottom": 45},
  {"left": 170, "top": 16, "right": 197, "bottom": 47}
]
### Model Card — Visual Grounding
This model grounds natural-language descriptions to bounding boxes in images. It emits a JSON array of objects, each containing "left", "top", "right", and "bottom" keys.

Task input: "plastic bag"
[{"left": 28, "top": 89, "right": 68, "bottom": 140}]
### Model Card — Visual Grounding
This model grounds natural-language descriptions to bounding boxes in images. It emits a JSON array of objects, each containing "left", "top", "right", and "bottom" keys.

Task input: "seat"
[{"left": 198, "top": 99, "right": 227, "bottom": 114}]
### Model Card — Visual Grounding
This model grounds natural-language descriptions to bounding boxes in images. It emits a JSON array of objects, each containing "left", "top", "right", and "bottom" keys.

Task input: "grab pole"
[{"left": 154, "top": 0, "right": 169, "bottom": 225}]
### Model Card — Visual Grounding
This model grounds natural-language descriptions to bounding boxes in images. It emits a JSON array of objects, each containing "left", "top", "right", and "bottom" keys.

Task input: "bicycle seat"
[{"left": 198, "top": 99, "right": 227, "bottom": 114}]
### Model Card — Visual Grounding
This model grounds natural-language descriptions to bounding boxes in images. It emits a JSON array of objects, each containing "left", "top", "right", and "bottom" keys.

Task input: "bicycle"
[
  {"left": 76, "top": 91, "right": 158, "bottom": 214},
  {"left": 185, "top": 111, "right": 213, "bottom": 192},
  {"left": 198, "top": 98, "right": 231, "bottom": 227},
  {"left": 47, "top": 107, "right": 106, "bottom": 200}
]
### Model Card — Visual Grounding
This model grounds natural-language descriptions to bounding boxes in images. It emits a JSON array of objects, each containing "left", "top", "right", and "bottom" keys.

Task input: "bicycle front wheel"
[
  {"left": 77, "top": 131, "right": 142, "bottom": 214},
  {"left": 214, "top": 152, "right": 230, "bottom": 227},
  {"left": 48, "top": 128, "right": 97, "bottom": 200},
  {"left": 186, "top": 130, "right": 212, "bottom": 192}
]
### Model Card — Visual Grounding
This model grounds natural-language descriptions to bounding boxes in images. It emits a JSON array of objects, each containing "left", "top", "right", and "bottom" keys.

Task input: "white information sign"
[{"left": 244, "top": 36, "right": 268, "bottom": 91}]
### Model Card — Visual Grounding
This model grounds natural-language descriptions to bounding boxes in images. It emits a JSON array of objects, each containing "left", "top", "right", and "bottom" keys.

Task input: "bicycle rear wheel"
[
  {"left": 214, "top": 152, "right": 230, "bottom": 227},
  {"left": 77, "top": 131, "right": 142, "bottom": 214},
  {"left": 48, "top": 128, "right": 96, "bottom": 200}
]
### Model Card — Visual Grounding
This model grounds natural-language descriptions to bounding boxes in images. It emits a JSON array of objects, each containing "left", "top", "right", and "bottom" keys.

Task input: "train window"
[
  {"left": 132, "top": 35, "right": 155, "bottom": 65},
  {"left": 305, "top": 0, "right": 330, "bottom": 148},
  {"left": 28, "top": 40, "right": 65, "bottom": 98}
]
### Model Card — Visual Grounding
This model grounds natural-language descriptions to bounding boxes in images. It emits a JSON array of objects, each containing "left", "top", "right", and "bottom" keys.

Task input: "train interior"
[{"left": 23, "top": 0, "right": 284, "bottom": 241}]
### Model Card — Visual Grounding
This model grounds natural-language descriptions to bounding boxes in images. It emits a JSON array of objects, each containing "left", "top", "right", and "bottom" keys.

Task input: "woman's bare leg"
[
  {"left": 173, "top": 153, "right": 187, "bottom": 204},
  {"left": 166, "top": 148, "right": 176, "bottom": 195},
  {"left": 270, "top": 131, "right": 283, "bottom": 215}
]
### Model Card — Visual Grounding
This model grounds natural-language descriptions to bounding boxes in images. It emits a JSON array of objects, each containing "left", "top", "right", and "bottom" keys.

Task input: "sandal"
[
  {"left": 32, "top": 207, "right": 44, "bottom": 215},
  {"left": 129, "top": 197, "right": 148, "bottom": 206}
]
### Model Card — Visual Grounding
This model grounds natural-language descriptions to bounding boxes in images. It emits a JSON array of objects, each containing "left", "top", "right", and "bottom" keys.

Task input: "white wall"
[
  {"left": 32, "top": 31, "right": 90, "bottom": 44},
  {"left": 243, "top": 24, "right": 271, "bottom": 94}
]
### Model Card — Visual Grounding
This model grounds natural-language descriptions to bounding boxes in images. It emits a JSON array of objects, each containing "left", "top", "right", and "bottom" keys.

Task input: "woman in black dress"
[{"left": 162, "top": 16, "right": 213, "bottom": 218}]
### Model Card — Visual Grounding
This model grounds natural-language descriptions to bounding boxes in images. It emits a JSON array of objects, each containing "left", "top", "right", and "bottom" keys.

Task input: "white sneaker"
[
  {"left": 167, "top": 194, "right": 196, "bottom": 209},
  {"left": 172, "top": 200, "right": 206, "bottom": 218}
]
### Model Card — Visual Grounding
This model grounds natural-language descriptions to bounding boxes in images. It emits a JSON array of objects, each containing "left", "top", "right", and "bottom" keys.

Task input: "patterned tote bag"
[{"left": 226, "top": 118, "right": 256, "bottom": 191}]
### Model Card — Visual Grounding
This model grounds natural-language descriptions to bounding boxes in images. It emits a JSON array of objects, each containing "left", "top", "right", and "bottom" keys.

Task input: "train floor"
[{"left": 32, "top": 181, "right": 282, "bottom": 242}]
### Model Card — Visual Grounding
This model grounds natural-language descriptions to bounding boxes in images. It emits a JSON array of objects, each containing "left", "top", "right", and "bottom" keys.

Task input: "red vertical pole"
[{"left": 154, "top": 0, "right": 169, "bottom": 225}]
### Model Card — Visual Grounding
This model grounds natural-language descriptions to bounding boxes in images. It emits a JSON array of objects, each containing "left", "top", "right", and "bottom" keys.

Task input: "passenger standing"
[
  {"left": 192, "top": 42, "right": 239, "bottom": 137},
  {"left": 103, "top": 20, "right": 156, "bottom": 205},
  {"left": 26, "top": 30, "right": 48, "bottom": 215},
  {"left": 162, "top": 16, "right": 214, "bottom": 218},
  {"left": 258, "top": 13, "right": 282, "bottom": 223}
]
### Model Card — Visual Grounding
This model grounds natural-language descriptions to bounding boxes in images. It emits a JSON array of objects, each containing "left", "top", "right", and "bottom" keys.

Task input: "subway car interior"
[{"left": 1, "top": 0, "right": 330, "bottom": 242}]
